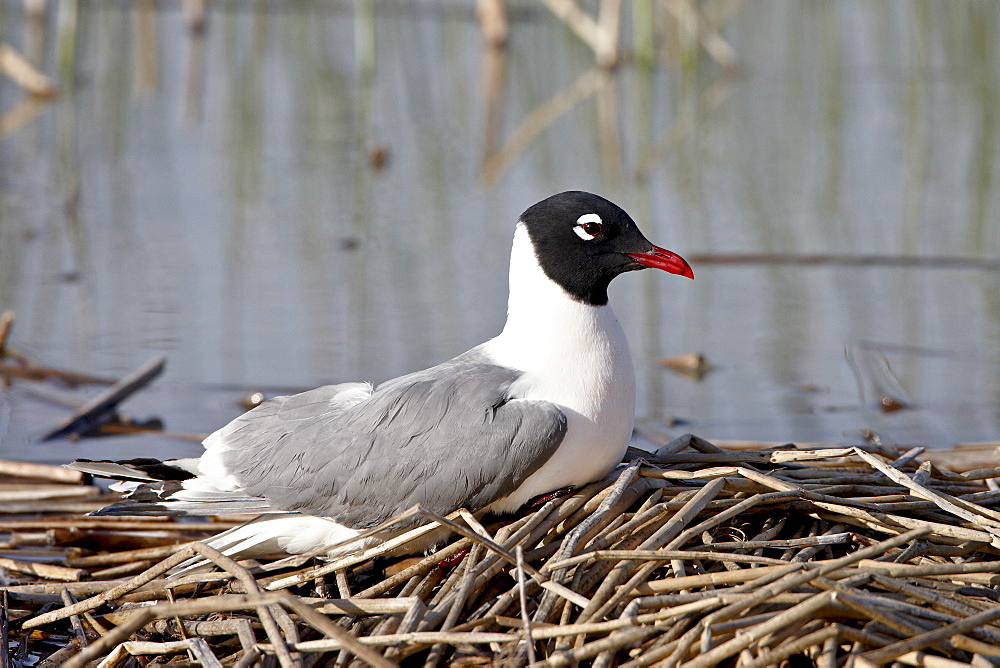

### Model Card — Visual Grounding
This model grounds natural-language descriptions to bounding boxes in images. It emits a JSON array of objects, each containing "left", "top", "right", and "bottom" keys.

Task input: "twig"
[
  {"left": 0, "top": 459, "right": 85, "bottom": 483},
  {"left": 859, "top": 605, "right": 1000, "bottom": 665},
  {"left": 0, "top": 43, "right": 57, "bottom": 97},
  {"left": 0, "top": 359, "right": 115, "bottom": 386},
  {"left": 0, "top": 557, "right": 87, "bottom": 582},
  {"left": 9, "top": 438, "right": 1000, "bottom": 664},
  {"left": 61, "top": 593, "right": 289, "bottom": 668},
  {"left": 0, "top": 311, "right": 13, "bottom": 355},
  {"left": 517, "top": 546, "right": 536, "bottom": 666},
  {"left": 0, "top": 591, "right": 9, "bottom": 668},
  {"left": 43, "top": 356, "right": 167, "bottom": 440}
]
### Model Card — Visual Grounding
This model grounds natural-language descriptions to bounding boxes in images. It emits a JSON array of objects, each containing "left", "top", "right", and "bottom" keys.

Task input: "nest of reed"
[{"left": 4, "top": 434, "right": 1000, "bottom": 667}]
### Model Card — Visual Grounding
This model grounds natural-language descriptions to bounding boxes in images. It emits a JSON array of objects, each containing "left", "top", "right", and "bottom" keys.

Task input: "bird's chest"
[
  {"left": 516, "top": 328, "right": 636, "bottom": 436},
  {"left": 484, "top": 310, "right": 638, "bottom": 511}
]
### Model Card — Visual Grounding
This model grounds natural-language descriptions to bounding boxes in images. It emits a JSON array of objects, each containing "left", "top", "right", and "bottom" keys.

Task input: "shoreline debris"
[
  {"left": 659, "top": 352, "right": 713, "bottom": 380},
  {"left": 0, "top": 43, "right": 57, "bottom": 99},
  {"left": 41, "top": 357, "right": 166, "bottom": 442},
  {"left": 0, "top": 311, "right": 171, "bottom": 441}
]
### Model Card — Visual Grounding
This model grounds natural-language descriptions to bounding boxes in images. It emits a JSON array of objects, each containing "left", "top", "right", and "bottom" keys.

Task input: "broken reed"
[{"left": 5, "top": 436, "right": 1000, "bottom": 666}]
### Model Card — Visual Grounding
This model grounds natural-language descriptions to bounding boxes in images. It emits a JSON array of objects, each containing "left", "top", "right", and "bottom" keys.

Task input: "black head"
[{"left": 519, "top": 191, "right": 693, "bottom": 306}]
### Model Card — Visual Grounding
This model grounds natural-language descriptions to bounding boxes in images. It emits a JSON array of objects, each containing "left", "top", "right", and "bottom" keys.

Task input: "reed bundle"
[{"left": 4, "top": 435, "right": 1000, "bottom": 666}]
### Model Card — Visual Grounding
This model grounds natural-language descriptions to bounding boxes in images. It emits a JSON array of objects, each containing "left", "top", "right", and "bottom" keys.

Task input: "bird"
[{"left": 69, "top": 191, "right": 693, "bottom": 562}]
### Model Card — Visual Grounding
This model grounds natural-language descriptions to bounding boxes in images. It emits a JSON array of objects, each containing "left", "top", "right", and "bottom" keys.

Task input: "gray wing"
[{"left": 215, "top": 354, "right": 567, "bottom": 529}]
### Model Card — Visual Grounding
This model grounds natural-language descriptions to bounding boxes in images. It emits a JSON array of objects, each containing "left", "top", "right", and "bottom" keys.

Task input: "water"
[{"left": 1, "top": 0, "right": 998, "bottom": 466}]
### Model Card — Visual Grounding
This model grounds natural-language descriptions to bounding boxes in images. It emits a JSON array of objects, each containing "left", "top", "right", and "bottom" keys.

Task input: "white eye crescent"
[{"left": 574, "top": 213, "right": 604, "bottom": 241}]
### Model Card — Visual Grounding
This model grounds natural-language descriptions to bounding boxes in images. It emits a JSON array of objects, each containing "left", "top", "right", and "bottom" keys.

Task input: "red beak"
[{"left": 627, "top": 246, "right": 694, "bottom": 279}]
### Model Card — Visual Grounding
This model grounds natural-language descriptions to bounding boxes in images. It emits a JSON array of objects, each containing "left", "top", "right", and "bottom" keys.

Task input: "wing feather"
[
  {"left": 216, "top": 353, "right": 566, "bottom": 529},
  {"left": 80, "top": 357, "right": 566, "bottom": 527}
]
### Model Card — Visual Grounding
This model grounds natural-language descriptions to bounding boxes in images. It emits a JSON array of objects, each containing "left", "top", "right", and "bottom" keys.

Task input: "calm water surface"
[{"left": 1, "top": 1, "right": 999, "bottom": 465}]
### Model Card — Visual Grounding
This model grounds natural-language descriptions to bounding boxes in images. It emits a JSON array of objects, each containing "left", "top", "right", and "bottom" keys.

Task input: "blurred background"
[{"left": 1, "top": 0, "right": 998, "bottom": 466}]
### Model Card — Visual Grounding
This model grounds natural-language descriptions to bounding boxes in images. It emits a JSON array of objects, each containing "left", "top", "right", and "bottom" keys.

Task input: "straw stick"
[
  {"left": 859, "top": 604, "right": 1000, "bottom": 665},
  {"left": 416, "top": 507, "right": 590, "bottom": 609},
  {"left": 744, "top": 625, "right": 841, "bottom": 668},
  {"left": 580, "top": 477, "right": 727, "bottom": 621},
  {"left": 0, "top": 44, "right": 56, "bottom": 97},
  {"left": 22, "top": 544, "right": 202, "bottom": 628},
  {"left": 0, "top": 459, "right": 84, "bottom": 483},
  {"left": 62, "top": 594, "right": 291, "bottom": 668},
  {"left": 682, "top": 591, "right": 836, "bottom": 668},
  {"left": 276, "top": 592, "right": 393, "bottom": 667},
  {"left": 43, "top": 356, "right": 167, "bottom": 441},
  {"left": 0, "top": 557, "right": 87, "bottom": 581},
  {"left": 10, "top": 438, "right": 1000, "bottom": 665},
  {"left": 516, "top": 546, "right": 536, "bottom": 666},
  {"left": 549, "top": 549, "right": 787, "bottom": 570},
  {"left": 855, "top": 448, "right": 1000, "bottom": 533}
]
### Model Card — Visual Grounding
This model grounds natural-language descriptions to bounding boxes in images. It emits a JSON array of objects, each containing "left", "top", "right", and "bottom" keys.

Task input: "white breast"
[{"left": 481, "top": 224, "right": 636, "bottom": 512}]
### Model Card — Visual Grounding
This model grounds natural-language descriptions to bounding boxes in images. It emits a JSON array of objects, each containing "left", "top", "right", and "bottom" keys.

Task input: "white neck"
[
  {"left": 481, "top": 223, "right": 637, "bottom": 510},
  {"left": 482, "top": 224, "right": 635, "bottom": 413}
]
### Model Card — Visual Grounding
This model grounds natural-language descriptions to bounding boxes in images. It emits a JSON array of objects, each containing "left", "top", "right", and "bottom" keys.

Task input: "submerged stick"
[{"left": 43, "top": 356, "right": 166, "bottom": 440}]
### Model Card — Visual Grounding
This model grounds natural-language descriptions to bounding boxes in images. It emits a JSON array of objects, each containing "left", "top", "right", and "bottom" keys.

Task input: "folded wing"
[{"left": 75, "top": 353, "right": 568, "bottom": 529}]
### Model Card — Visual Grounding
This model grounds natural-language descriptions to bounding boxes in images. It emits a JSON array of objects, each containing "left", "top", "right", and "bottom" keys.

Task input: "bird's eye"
[{"left": 574, "top": 214, "right": 604, "bottom": 241}]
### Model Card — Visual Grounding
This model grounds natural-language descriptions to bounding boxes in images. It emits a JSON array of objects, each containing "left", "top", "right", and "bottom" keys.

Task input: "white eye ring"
[{"left": 574, "top": 213, "right": 604, "bottom": 241}]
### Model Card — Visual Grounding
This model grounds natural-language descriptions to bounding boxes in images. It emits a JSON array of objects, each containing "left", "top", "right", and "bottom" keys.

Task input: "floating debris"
[
  {"left": 239, "top": 391, "right": 267, "bottom": 411},
  {"left": 846, "top": 343, "right": 913, "bottom": 413},
  {"left": 879, "top": 395, "right": 909, "bottom": 413},
  {"left": 41, "top": 357, "right": 166, "bottom": 441},
  {"left": 659, "top": 352, "right": 713, "bottom": 380},
  {"left": 370, "top": 146, "right": 390, "bottom": 171},
  {"left": 0, "top": 311, "right": 13, "bottom": 355},
  {"left": 4, "top": 437, "right": 1000, "bottom": 665},
  {"left": 0, "top": 311, "right": 170, "bottom": 440},
  {"left": 476, "top": 0, "right": 509, "bottom": 48},
  {"left": 0, "top": 43, "right": 57, "bottom": 99}
]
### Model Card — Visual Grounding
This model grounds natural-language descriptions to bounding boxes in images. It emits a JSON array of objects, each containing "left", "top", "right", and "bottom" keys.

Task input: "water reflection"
[{"left": 0, "top": 1, "right": 998, "bottom": 466}]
